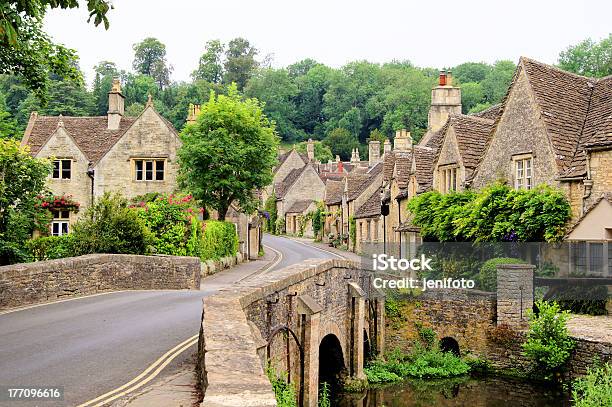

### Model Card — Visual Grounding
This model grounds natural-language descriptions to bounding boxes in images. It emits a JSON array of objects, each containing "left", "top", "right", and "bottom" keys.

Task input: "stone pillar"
[
  {"left": 372, "top": 289, "right": 386, "bottom": 357},
  {"left": 496, "top": 264, "right": 535, "bottom": 329},
  {"left": 297, "top": 295, "right": 323, "bottom": 407},
  {"left": 348, "top": 282, "right": 366, "bottom": 379}
]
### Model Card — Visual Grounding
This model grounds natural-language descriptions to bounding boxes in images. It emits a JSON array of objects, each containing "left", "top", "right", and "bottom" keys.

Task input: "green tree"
[
  {"left": 132, "top": 37, "right": 173, "bottom": 89},
  {"left": 558, "top": 34, "right": 612, "bottom": 77},
  {"left": 293, "top": 63, "right": 333, "bottom": 138},
  {"left": 0, "top": 139, "right": 51, "bottom": 264},
  {"left": 192, "top": 39, "right": 224, "bottom": 83},
  {"left": 294, "top": 140, "right": 333, "bottom": 162},
  {"left": 481, "top": 60, "right": 515, "bottom": 104},
  {"left": 223, "top": 37, "right": 258, "bottom": 90},
  {"left": 244, "top": 68, "right": 300, "bottom": 141},
  {"left": 459, "top": 82, "right": 484, "bottom": 114},
  {"left": 178, "top": 85, "right": 279, "bottom": 220},
  {"left": 452, "top": 62, "right": 492, "bottom": 83},
  {"left": 323, "top": 127, "right": 359, "bottom": 161},
  {"left": 0, "top": 0, "right": 112, "bottom": 98},
  {"left": 92, "top": 60, "right": 119, "bottom": 115},
  {"left": 367, "top": 129, "right": 386, "bottom": 154},
  {"left": 0, "top": 93, "right": 19, "bottom": 138}
]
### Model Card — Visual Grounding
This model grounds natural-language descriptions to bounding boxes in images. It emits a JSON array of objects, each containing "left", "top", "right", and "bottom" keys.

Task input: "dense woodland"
[{"left": 1, "top": 34, "right": 611, "bottom": 160}]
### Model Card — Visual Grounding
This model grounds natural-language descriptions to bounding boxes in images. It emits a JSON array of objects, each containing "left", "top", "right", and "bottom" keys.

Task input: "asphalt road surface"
[{"left": 0, "top": 235, "right": 337, "bottom": 406}]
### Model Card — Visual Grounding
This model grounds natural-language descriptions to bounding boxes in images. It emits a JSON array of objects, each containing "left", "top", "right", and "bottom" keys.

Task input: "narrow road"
[{"left": 0, "top": 235, "right": 338, "bottom": 406}]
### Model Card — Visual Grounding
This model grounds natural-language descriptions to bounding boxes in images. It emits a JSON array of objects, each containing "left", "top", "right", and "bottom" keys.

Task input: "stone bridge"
[{"left": 197, "top": 258, "right": 384, "bottom": 406}]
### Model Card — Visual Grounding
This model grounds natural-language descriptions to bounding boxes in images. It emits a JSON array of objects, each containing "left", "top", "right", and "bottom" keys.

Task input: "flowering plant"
[{"left": 34, "top": 194, "right": 80, "bottom": 212}]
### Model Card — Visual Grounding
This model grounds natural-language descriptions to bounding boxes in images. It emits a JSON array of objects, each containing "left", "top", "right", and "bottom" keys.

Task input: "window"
[
  {"left": 52, "top": 159, "right": 71, "bottom": 179},
  {"left": 514, "top": 157, "right": 533, "bottom": 190},
  {"left": 134, "top": 159, "right": 165, "bottom": 181},
  {"left": 440, "top": 167, "right": 458, "bottom": 193},
  {"left": 570, "top": 241, "right": 610, "bottom": 276},
  {"left": 51, "top": 210, "right": 70, "bottom": 236}
]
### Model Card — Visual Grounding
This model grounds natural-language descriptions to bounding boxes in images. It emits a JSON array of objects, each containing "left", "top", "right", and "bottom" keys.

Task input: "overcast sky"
[{"left": 44, "top": 0, "right": 611, "bottom": 86}]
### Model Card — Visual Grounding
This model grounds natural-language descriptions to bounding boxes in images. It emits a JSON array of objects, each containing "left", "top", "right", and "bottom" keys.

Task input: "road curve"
[{"left": 0, "top": 235, "right": 337, "bottom": 406}]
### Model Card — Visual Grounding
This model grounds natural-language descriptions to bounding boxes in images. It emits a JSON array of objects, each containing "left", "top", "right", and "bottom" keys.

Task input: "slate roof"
[
  {"left": 324, "top": 180, "right": 344, "bottom": 205},
  {"left": 383, "top": 152, "right": 396, "bottom": 183},
  {"left": 24, "top": 115, "right": 138, "bottom": 164},
  {"left": 286, "top": 199, "right": 315, "bottom": 214},
  {"left": 354, "top": 188, "right": 382, "bottom": 219}
]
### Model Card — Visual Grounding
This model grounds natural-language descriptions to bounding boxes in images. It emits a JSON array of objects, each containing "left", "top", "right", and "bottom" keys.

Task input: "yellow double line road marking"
[{"left": 77, "top": 334, "right": 199, "bottom": 407}]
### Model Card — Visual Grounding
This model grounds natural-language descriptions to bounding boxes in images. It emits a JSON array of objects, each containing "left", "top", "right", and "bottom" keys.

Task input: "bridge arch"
[
  {"left": 439, "top": 336, "right": 460, "bottom": 356},
  {"left": 318, "top": 334, "right": 345, "bottom": 393}
]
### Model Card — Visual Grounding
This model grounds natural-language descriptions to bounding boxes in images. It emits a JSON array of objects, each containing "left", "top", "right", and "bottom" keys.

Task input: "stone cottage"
[{"left": 22, "top": 80, "right": 180, "bottom": 235}]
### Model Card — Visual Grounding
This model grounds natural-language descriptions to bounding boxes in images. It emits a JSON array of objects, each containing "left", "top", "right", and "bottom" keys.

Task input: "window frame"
[
  {"left": 133, "top": 159, "right": 166, "bottom": 182},
  {"left": 52, "top": 159, "right": 72, "bottom": 180},
  {"left": 513, "top": 154, "right": 533, "bottom": 190},
  {"left": 439, "top": 164, "right": 459, "bottom": 193},
  {"left": 51, "top": 210, "right": 70, "bottom": 236}
]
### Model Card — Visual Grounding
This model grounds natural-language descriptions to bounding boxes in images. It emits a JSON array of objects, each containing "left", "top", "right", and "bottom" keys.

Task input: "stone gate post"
[
  {"left": 348, "top": 282, "right": 366, "bottom": 379},
  {"left": 496, "top": 263, "right": 535, "bottom": 329},
  {"left": 297, "top": 295, "right": 323, "bottom": 407}
]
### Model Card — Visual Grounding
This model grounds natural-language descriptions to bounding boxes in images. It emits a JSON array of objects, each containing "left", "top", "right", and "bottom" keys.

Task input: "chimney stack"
[
  {"left": 393, "top": 129, "right": 413, "bottom": 151},
  {"left": 426, "top": 68, "right": 461, "bottom": 133},
  {"left": 368, "top": 140, "right": 381, "bottom": 166},
  {"left": 383, "top": 139, "right": 392, "bottom": 155},
  {"left": 186, "top": 103, "right": 201, "bottom": 124},
  {"left": 306, "top": 138, "right": 315, "bottom": 161},
  {"left": 351, "top": 148, "right": 360, "bottom": 163},
  {"left": 107, "top": 78, "right": 125, "bottom": 130}
]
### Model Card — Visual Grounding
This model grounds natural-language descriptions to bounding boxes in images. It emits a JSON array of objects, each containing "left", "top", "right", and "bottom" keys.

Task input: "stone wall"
[
  {"left": 496, "top": 264, "right": 534, "bottom": 329},
  {"left": 586, "top": 149, "right": 612, "bottom": 209},
  {"left": 472, "top": 68, "right": 559, "bottom": 190},
  {"left": 0, "top": 254, "right": 200, "bottom": 310},
  {"left": 198, "top": 259, "right": 383, "bottom": 407},
  {"left": 94, "top": 107, "right": 181, "bottom": 200}
]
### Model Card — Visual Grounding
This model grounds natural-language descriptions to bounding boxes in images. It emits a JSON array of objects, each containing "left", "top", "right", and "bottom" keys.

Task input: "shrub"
[
  {"left": 201, "top": 220, "right": 238, "bottom": 260},
  {"left": 415, "top": 322, "right": 436, "bottom": 350},
  {"left": 265, "top": 366, "right": 297, "bottom": 407},
  {"left": 70, "top": 193, "right": 153, "bottom": 256},
  {"left": 364, "top": 360, "right": 402, "bottom": 384},
  {"left": 479, "top": 257, "right": 525, "bottom": 291},
  {"left": 522, "top": 300, "right": 575, "bottom": 381},
  {"left": 274, "top": 216, "right": 285, "bottom": 235},
  {"left": 27, "top": 234, "right": 76, "bottom": 261},
  {"left": 136, "top": 194, "right": 203, "bottom": 257},
  {"left": 263, "top": 193, "right": 277, "bottom": 233},
  {"left": 572, "top": 362, "right": 612, "bottom": 407},
  {"left": 487, "top": 323, "right": 520, "bottom": 346}
]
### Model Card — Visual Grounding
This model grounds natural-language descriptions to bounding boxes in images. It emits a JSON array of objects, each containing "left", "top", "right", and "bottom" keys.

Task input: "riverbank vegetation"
[{"left": 572, "top": 363, "right": 612, "bottom": 407}]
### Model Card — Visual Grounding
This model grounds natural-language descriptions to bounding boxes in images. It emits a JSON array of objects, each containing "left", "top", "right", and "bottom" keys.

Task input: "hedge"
[{"left": 201, "top": 220, "right": 238, "bottom": 260}]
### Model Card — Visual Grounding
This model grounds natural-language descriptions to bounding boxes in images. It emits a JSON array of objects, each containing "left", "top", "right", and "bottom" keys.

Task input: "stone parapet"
[{"left": 0, "top": 254, "right": 201, "bottom": 310}]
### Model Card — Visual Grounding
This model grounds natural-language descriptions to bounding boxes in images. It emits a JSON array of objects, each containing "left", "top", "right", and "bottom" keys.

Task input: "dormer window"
[
  {"left": 52, "top": 159, "right": 71, "bottom": 179},
  {"left": 134, "top": 159, "right": 165, "bottom": 181},
  {"left": 513, "top": 155, "right": 533, "bottom": 190}
]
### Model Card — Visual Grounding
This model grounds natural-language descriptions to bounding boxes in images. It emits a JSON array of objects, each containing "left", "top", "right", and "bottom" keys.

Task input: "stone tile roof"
[
  {"left": 286, "top": 199, "right": 314, "bottom": 214},
  {"left": 324, "top": 180, "right": 344, "bottom": 205},
  {"left": 583, "top": 77, "right": 612, "bottom": 150},
  {"left": 413, "top": 146, "right": 436, "bottom": 193},
  {"left": 566, "top": 192, "right": 612, "bottom": 235},
  {"left": 394, "top": 151, "right": 413, "bottom": 189},
  {"left": 346, "top": 162, "right": 383, "bottom": 202},
  {"left": 383, "top": 152, "right": 396, "bottom": 183},
  {"left": 395, "top": 221, "right": 421, "bottom": 233},
  {"left": 274, "top": 150, "right": 308, "bottom": 173},
  {"left": 24, "top": 115, "right": 138, "bottom": 164},
  {"left": 275, "top": 166, "right": 307, "bottom": 198},
  {"left": 354, "top": 188, "right": 382, "bottom": 219},
  {"left": 471, "top": 104, "right": 501, "bottom": 121},
  {"left": 441, "top": 114, "right": 495, "bottom": 179}
]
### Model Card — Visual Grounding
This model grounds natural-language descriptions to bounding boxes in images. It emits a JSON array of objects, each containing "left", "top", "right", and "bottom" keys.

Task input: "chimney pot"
[
  {"left": 446, "top": 70, "right": 453, "bottom": 86},
  {"left": 439, "top": 70, "right": 447, "bottom": 86},
  {"left": 107, "top": 77, "right": 125, "bottom": 130}
]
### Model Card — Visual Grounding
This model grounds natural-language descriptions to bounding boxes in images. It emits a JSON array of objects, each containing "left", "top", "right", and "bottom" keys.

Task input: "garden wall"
[{"left": 0, "top": 254, "right": 201, "bottom": 310}]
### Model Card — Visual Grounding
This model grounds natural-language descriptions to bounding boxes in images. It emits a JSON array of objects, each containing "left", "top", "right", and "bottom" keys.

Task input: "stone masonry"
[
  {"left": 198, "top": 259, "right": 384, "bottom": 407},
  {"left": 0, "top": 254, "right": 200, "bottom": 310},
  {"left": 496, "top": 263, "right": 535, "bottom": 329}
]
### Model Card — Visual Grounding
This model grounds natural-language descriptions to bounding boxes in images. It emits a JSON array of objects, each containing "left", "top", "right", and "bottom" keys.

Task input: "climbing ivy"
[{"left": 407, "top": 183, "right": 571, "bottom": 242}]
